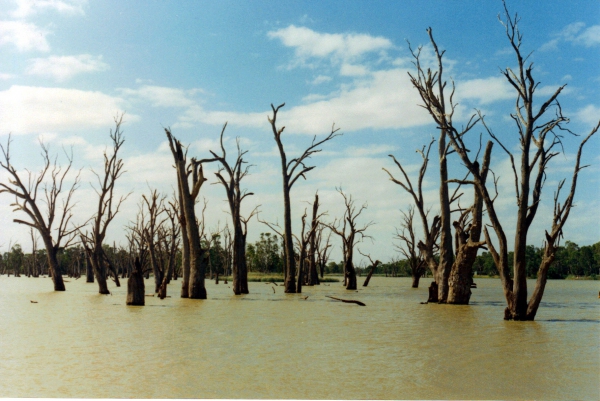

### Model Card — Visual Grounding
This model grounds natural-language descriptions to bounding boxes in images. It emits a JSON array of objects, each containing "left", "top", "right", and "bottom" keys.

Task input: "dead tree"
[
  {"left": 384, "top": 139, "right": 443, "bottom": 300},
  {"left": 394, "top": 206, "right": 427, "bottom": 288},
  {"left": 414, "top": 6, "right": 598, "bottom": 319},
  {"left": 446, "top": 141, "right": 492, "bottom": 304},
  {"left": 358, "top": 250, "right": 381, "bottom": 287},
  {"left": 126, "top": 211, "right": 149, "bottom": 306},
  {"left": 315, "top": 225, "right": 332, "bottom": 279},
  {"left": 306, "top": 192, "right": 321, "bottom": 286},
  {"left": 324, "top": 189, "right": 374, "bottom": 290},
  {"left": 165, "top": 129, "right": 210, "bottom": 299},
  {"left": 0, "top": 137, "right": 81, "bottom": 291},
  {"left": 199, "top": 123, "right": 257, "bottom": 295},
  {"left": 141, "top": 190, "right": 167, "bottom": 293},
  {"left": 268, "top": 103, "right": 340, "bottom": 293},
  {"left": 163, "top": 199, "right": 180, "bottom": 286},
  {"left": 80, "top": 115, "right": 128, "bottom": 294}
]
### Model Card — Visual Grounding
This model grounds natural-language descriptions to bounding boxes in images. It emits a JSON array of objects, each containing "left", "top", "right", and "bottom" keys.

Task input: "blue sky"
[{"left": 0, "top": 0, "right": 598, "bottom": 263}]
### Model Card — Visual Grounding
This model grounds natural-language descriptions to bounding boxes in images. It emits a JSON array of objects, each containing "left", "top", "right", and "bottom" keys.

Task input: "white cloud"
[
  {"left": 0, "top": 85, "right": 136, "bottom": 134},
  {"left": 455, "top": 76, "right": 513, "bottom": 105},
  {"left": 120, "top": 85, "right": 204, "bottom": 108},
  {"left": 541, "top": 22, "right": 600, "bottom": 51},
  {"left": 310, "top": 75, "right": 331, "bottom": 85},
  {"left": 0, "top": 72, "right": 15, "bottom": 80},
  {"left": 575, "top": 25, "right": 600, "bottom": 47},
  {"left": 575, "top": 104, "right": 600, "bottom": 127},
  {"left": 176, "top": 68, "right": 430, "bottom": 134},
  {"left": 10, "top": 0, "right": 87, "bottom": 18},
  {"left": 26, "top": 54, "right": 109, "bottom": 81},
  {"left": 340, "top": 63, "right": 369, "bottom": 77},
  {"left": 268, "top": 25, "right": 392, "bottom": 74},
  {"left": 0, "top": 20, "right": 50, "bottom": 52}
]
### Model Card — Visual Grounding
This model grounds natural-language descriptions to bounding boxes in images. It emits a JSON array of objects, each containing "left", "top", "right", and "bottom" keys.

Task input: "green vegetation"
[{"left": 473, "top": 241, "right": 600, "bottom": 279}]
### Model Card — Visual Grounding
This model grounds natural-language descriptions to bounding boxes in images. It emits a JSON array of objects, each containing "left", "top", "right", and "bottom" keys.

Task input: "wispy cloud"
[
  {"left": 10, "top": 0, "right": 87, "bottom": 18},
  {"left": 26, "top": 54, "right": 109, "bottom": 81},
  {"left": 120, "top": 85, "right": 204, "bottom": 108},
  {"left": 268, "top": 25, "right": 392, "bottom": 73},
  {"left": 0, "top": 20, "right": 50, "bottom": 52},
  {"left": 540, "top": 22, "right": 600, "bottom": 51}
]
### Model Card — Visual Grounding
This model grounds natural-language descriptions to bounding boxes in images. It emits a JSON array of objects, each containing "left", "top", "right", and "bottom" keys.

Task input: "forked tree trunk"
[
  {"left": 447, "top": 143, "right": 491, "bottom": 304},
  {"left": 166, "top": 129, "right": 208, "bottom": 300}
]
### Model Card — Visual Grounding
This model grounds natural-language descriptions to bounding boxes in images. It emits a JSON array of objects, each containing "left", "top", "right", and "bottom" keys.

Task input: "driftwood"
[{"left": 326, "top": 295, "right": 365, "bottom": 306}]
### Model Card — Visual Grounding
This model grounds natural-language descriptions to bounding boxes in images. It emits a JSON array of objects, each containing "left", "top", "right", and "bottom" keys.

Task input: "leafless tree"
[
  {"left": 268, "top": 103, "right": 341, "bottom": 293},
  {"left": 0, "top": 137, "right": 81, "bottom": 291},
  {"left": 306, "top": 192, "right": 322, "bottom": 286},
  {"left": 384, "top": 139, "right": 443, "bottom": 300},
  {"left": 198, "top": 123, "right": 257, "bottom": 295},
  {"left": 358, "top": 249, "right": 381, "bottom": 287},
  {"left": 394, "top": 206, "right": 427, "bottom": 288},
  {"left": 80, "top": 115, "right": 128, "bottom": 294},
  {"left": 324, "top": 189, "right": 374, "bottom": 290},
  {"left": 293, "top": 199, "right": 324, "bottom": 293},
  {"left": 411, "top": 4, "right": 598, "bottom": 319},
  {"left": 140, "top": 189, "right": 167, "bottom": 293},
  {"left": 165, "top": 129, "right": 211, "bottom": 299}
]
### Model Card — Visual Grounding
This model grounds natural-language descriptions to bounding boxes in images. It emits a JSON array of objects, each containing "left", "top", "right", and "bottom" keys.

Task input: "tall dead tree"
[
  {"left": 80, "top": 115, "right": 128, "bottom": 294},
  {"left": 199, "top": 123, "right": 257, "bottom": 295},
  {"left": 412, "top": 4, "right": 598, "bottom": 319},
  {"left": 324, "top": 189, "right": 374, "bottom": 290},
  {"left": 0, "top": 137, "right": 81, "bottom": 291},
  {"left": 165, "top": 129, "right": 210, "bottom": 299},
  {"left": 268, "top": 103, "right": 340, "bottom": 293}
]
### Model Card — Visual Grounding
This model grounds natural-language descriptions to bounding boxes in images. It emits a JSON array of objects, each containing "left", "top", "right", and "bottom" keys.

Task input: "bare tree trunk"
[
  {"left": 447, "top": 143, "right": 492, "bottom": 304},
  {"left": 126, "top": 257, "right": 145, "bottom": 306},
  {"left": 166, "top": 129, "right": 209, "bottom": 300},
  {"left": 411, "top": 274, "right": 421, "bottom": 288},
  {"left": 268, "top": 103, "right": 339, "bottom": 294},
  {"left": 362, "top": 260, "right": 380, "bottom": 287},
  {"left": 307, "top": 193, "right": 320, "bottom": 286}
]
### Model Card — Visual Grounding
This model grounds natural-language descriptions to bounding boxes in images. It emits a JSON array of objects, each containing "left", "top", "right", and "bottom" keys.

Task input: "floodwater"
[{"left": 0, "top": 275, "right": 598, "bottom": 400}]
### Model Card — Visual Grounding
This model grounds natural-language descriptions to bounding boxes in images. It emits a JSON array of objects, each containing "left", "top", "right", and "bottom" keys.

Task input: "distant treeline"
[{"left": 1, "top": 237, "right": 598, "bottom": 280}]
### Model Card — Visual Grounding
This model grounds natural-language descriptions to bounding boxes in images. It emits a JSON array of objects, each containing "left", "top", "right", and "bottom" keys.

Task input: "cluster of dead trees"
[
  {"left": 0, "top": 3, "right": 595, "bottom": 322},
  {"left": 385, "top": 2, "right": 598, "bottom": 320}
]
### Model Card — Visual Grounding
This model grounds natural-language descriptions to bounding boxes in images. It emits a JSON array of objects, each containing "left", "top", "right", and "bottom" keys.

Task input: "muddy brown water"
[{"left": 0, "top": 276, "right": 598, "bottom": 399}]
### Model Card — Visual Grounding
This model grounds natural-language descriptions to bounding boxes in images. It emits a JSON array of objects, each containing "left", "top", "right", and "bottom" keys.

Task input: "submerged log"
[{"left": 326, "top": 295, "right": 366, "bottom": 306}]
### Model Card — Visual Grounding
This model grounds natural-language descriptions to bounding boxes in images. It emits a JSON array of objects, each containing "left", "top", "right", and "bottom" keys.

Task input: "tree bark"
[{"left": 126, "top": 257, "right": 145, "bottom": 306}]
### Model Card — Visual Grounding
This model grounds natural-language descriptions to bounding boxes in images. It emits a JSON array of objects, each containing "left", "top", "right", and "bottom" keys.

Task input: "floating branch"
[{"left": 326, "top": 295, "right": 366, "bottom": 306}]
